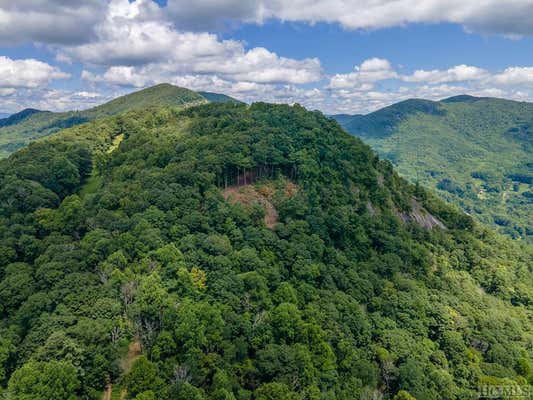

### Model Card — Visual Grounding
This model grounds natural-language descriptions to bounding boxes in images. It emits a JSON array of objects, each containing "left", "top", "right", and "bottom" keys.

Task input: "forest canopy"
[{"left": 0, "top": 102, "right": 531, "bottom": 400}]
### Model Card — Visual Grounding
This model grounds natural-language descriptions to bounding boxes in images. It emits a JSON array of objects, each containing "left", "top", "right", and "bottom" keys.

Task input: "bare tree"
[
  {"left": 111, "top": 325, "right": 122, "bottom": 344},
  {"left": 172, "top": 364, "right": 191, "bottom": 384},
  {"left": 121, "top": 281, "right": 136, "bottom": 310}
]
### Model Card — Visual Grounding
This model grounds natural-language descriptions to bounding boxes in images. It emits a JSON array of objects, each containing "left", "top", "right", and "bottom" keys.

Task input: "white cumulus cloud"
[
  {"left": 76, "top": 1, "right": 322, "bottom": 86},
  {"left": 0, "top": 0, "right": 103, "bottom": 45},
  {"left": 402, "top": 65, "right": 490, "bottom": 84},
  {"left": 493, "top": 67, "right": 533, "bottom": 85},
  {"left": 2, "top": 0, "right": 533, "bottom": 49},
  {"left": 0, "top": 56, "right": 70, "bottom": 88},
  {"left": 163, "top": 0, "right": 533, "bottom": 36},
  {"left": 327, "top": 58, "right": 398, "bottom": 90}
]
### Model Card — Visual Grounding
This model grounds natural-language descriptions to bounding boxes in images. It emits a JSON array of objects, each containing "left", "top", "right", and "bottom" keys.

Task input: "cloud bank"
[{"left": 3, "top": 0, "right": 532, "bottom": 44}]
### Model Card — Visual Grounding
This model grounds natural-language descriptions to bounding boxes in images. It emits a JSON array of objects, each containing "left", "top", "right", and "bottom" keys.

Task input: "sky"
[{"left": 1, "top": 0, "right": 533, "bottom": 115}]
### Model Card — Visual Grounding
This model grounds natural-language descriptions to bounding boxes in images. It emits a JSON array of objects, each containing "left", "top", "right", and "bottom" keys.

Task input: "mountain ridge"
[
  {"left": 0, "top": 84, "right": 241, "bottom": 158},
  {"left": 0, "top": 108, "right": 44, "bottom": 128},
  {"left": 332, "top": 95, "right": 532, "bottom": 240}
]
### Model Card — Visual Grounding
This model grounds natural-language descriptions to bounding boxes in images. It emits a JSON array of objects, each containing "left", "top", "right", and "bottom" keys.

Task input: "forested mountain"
[
  {"left": 197, "top": 92, "right": 244, "bottom": 104},
  {"left": 0, "top": 109, "right": 43, "bottom": 129},
  {"left": 0, "top": 84, "right": 240, "bottom": 159},
  {"left": 0, "top": 100, "right": 531, "bottom": 400},
  {"left": 332, "top": 96, "right": 532, "bottom": 241}
]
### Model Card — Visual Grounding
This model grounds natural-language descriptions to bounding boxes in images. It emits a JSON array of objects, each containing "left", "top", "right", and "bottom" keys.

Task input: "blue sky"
[{"left": 1, "top": 0, "right": 533, "bottom": 114}]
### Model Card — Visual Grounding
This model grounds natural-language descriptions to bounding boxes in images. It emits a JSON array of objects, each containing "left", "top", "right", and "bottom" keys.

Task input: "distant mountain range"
[
  {"left": 332, "top": 95, "right": 532, "bottom": 240},
  {"left": 0, "top": 84, "right": 241, "bottom": 158}
]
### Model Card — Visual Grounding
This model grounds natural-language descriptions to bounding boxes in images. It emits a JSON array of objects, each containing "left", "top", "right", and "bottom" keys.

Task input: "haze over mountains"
[{"left": 332, "top": 95, "right": 532, "bottom": 241}]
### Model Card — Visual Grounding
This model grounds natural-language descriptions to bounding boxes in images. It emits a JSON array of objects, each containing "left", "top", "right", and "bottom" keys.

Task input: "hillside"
[
  {"left": 0, "top": 109, "right": 43, "bottom": 128},
  {"left": 0, "top": 84, "right": 240, "bottom": 158},
  {"left": 332, "top": 96, "right": 533, "bottom": 241},
  {"left": 0, "top": 102, "right": 531, "bottom": 400},
  {"left": 83, "top": 84, "right": 206, "bottom": 118},
  {"left": 197, "top": 91, "right": 244, "bottom": 104}
]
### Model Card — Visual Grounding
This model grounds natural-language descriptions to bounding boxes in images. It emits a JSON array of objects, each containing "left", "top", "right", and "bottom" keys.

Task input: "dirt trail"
[
  {"left": 120, "top": 341, "right": 142, "bottom": 400},
  {"left": 101, "top": 340, "right": 142, "bottom": 400},
  {"left": 122, "top": 341, "right": 142, "bottom": 373},
  {"left": 102, "top": 384, "right": 112, "bottom": 400}
]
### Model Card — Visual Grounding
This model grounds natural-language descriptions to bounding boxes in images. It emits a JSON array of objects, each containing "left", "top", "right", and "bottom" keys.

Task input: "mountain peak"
[
  {"left": 84, "top": 84, "right": 243, "bottom": 118},
  {"left": 197, "top": 91, "right": 243, "bottom": 104},
  {"left": 332, "top": 94, "right": 533, "bottom": 240},
  {"left": 441, "top": 94, "right": 485, "bottom": 103},
  {"left": 85, "top": 84, "right": 206, "bottom": 117},
  {"left": 334, "top": 98, "right": 444, "bottom": 138},
  {"left": 0, "top": 108, "right": 44, "bottom": 128},
  {"left": 0, "top": 85, "right": 242, "bottom": 159}
]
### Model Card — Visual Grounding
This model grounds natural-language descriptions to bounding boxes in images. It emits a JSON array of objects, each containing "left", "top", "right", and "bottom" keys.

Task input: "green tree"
[
  {"left": 171, "top": 382, "right": 206, "bottom": 400},
  {"left": 134, "top": 390, "right": 156, "bottom": 400},
  {"left": 126, "top": 356, "right": 157, "bottom": 398},
  {"left": 0, "top": 338, "right": 15, "bottom": 384},
  {"left": 270, "top": 303, "right": 302, "bottom": 344},
  {"left": 393, "top": 389, "right": 417, "bottom": 400},
  {"left": 8, "top": 361, "right": 80, "bottom": 400},
  {"left": 254, "top": 382, "right": 301, "bottom": 400}
]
